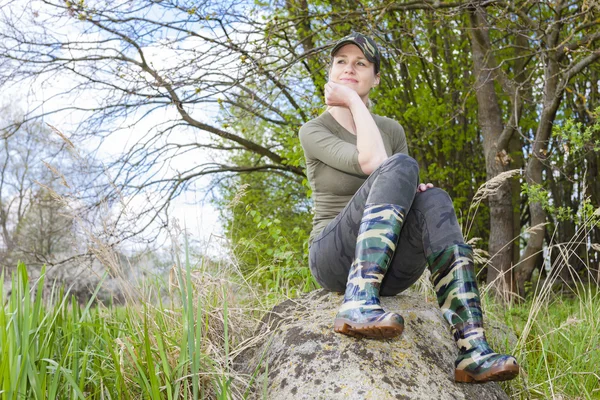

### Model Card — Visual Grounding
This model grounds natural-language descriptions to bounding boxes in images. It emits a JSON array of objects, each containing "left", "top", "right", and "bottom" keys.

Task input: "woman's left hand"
[{"left": 417, "top": 183, "right": 434, "bottom": 193}]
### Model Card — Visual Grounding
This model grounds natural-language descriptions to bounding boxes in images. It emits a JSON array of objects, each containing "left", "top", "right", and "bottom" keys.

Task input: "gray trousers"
[{"left": 308, "top": 153, "right": 465, "bottom": 295}]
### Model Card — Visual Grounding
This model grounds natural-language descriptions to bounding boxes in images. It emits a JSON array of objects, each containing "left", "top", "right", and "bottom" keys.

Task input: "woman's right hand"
[{"left": 324, "top": 81, "right": 359, "bottom": 108}]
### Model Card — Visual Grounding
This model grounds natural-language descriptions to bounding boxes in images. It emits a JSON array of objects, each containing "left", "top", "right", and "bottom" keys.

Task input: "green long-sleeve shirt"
[{"left": 299, "top": 110, "right": 409, "bottom": 245}]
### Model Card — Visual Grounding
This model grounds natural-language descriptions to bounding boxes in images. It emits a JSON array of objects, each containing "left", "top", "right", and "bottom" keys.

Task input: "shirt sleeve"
[
  {"left": 299, "top": 122, "right": 367, "bottom": 176},
  {"left": 393, "top": 121, "right": 409, "bottom": 156}
]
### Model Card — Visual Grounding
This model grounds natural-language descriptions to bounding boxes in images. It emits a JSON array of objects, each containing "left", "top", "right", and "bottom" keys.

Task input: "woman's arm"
[
  {"left": 325, "top": 82, "right": 388, "bottom": 175},
  {"left": 348, "top": 97, "right": 388, "bottom": 174},
  {"left": 299, "top": 122, "right": 367, "bottom": 176}
]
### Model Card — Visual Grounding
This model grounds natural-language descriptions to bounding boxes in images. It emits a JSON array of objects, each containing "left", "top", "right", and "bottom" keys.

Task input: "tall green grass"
[
  {"left": 0, "top": 256, "right": 266, "bottom": 400},
  {"left": 487, "top": 285, "right": 600, "bottom": 399}
]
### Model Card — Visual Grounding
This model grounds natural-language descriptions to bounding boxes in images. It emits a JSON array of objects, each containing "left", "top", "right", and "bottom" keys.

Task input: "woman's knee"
[
  {"left": 414, "top": 187, "right": 453, "bottom": 209},
  {"left": 379, "top": 153, "right": 420, "bottom": 181},
  {"left": 382, "top": 153, "right": 419, "bottom": 171}
]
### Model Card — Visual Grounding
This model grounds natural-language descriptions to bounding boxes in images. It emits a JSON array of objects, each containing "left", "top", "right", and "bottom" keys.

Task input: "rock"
[{"left": 234, "top": 289, "right": 512, "bottom": 400}]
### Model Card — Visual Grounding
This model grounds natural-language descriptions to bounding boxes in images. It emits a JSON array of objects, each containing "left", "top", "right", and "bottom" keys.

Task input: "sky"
[{"left": 0, "top": 0, "right": 235, "bottom": 259}]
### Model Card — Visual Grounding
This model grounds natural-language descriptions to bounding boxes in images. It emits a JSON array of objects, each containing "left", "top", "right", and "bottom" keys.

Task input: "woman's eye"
[{"left": 357, "top": 62, "right": 365, "bottom": 66}]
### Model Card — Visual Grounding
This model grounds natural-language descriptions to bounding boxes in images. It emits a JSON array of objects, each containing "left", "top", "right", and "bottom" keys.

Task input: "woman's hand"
[
  {"left": 324, "top": 81, "right": 359, "bottom": 108},
  {"left": 417, "top": 183, "right": 434, "bottom": 193}
]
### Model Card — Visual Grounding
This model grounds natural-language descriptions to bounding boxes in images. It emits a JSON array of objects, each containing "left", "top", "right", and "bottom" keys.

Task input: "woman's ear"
[{"left": 374, "top": 73, "right": 380, "bottom": 87}]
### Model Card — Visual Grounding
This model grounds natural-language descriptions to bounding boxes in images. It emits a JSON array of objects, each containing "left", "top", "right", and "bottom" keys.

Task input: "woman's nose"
[{"left": 343, "top": 63, "right": 355, "bottom": 73}]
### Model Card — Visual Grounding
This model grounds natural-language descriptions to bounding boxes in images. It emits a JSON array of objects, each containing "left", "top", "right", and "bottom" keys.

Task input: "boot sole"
[
  {"left": 455, "top": 363, "right": 520, "bottom": 383},
  {"left": 334, "top": 318, "right": 404, "bottom": 339}
]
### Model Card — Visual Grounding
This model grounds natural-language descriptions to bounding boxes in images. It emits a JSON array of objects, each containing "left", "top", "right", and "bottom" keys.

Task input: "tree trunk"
[
  {"left": 514, "top": 28, "right": 563, "bottom": 298},
  {"left": 509, "top": 129, "right": 523, "bottom": 268},
  {"left": 467, "top": 7, "right": 515, "bottom": 298}
]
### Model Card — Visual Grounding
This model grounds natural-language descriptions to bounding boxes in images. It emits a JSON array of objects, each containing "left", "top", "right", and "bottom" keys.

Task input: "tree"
[
  {"left": 2, "top": 0, "right": 598, "bottom": 299},
  {"left": 465, "top": 1, "right": 600, "bottom": 297},
  {"left": 0, "top": 108, "right": 77, "bottom": 269}
]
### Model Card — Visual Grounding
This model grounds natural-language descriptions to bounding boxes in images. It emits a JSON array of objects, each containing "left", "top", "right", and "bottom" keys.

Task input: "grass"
[
  {"left": 2, "top": 247, "right": 599, "bottom": 399},
  {"left": 0, "top": 254, "right": 274, "bottom": 400},
  {"left": 490, "top": 285, "right": 600, "bottom": 399},
  {"left": 3, "top": 263, "right": 599, "bottom": 400}
]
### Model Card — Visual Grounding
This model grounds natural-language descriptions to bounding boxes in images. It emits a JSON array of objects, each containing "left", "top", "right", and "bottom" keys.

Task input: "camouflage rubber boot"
[
  {"left": 333, "top": 204, "right": 405, "bottom": 339},
  {"left": 428, "top": 244, "right": 520, "bottom": 383}
]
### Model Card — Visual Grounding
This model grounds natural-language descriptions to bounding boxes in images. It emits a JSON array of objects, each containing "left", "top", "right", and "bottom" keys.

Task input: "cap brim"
[{"left": 330, "top": 40, "right": 376, "bottom": 64}]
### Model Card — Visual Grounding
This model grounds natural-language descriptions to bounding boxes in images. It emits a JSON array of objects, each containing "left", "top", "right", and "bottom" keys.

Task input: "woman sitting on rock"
[{"left": 298, "top": 32, "right": 519, "bottom": 383}]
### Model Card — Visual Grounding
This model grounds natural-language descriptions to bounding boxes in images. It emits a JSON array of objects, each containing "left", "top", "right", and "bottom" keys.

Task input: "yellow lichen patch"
[
  {"left": 365, "top": 340, "right": 391, "bottom": 351},
  {"left": 392, "top": 352, "right": 408, "bottom": 367},
  {"left": 322, "top": 343, "right": 334, "bottom": 351}
]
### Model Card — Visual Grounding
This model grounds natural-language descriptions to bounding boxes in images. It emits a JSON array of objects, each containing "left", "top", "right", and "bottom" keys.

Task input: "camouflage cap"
[{"left": 330, "top": 32, "right": 381, "bottom": 73}]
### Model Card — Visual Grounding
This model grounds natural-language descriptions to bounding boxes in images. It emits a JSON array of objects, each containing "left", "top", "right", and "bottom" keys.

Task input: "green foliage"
[
  {"left": 217, "top": 171, "right": 317, "bottom": 297},
  {"left": 216, "top": 1, "right": 493, "bottom": 285},
  {"left": 521, "top": 183, "right": 552, "bottom": 211},
  {"left": 520, "top": 182, "right": 598, "bottom": 225},
  {"left": 552, "top": 106, "right": 600, "bottom": 157},
  {"left": 523, "top": 112, "right": 600, "bottom": 226},
  {"left": 214, "top": 0, "right": 599, "bottom": 298},
  {"left": 212, "top": 34, "right": 317, "bottom": 294},
  {"left": 244, "top": 205, "right": 317, "bottom": 295}
]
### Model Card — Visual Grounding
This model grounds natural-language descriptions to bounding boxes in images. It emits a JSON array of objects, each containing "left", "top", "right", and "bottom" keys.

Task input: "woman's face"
[{"left": 329, "top": 44, "right": 380, "bottom": 99}]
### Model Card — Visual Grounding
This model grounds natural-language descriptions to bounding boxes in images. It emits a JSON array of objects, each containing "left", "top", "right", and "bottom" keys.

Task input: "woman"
[{"left": 298, "top": 32, "right": 520, "bottom": 383}]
